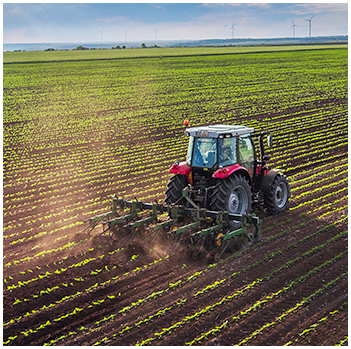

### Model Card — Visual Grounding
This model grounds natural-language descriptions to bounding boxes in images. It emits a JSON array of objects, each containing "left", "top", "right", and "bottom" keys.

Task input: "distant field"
[{"left": 3, "top": 43, "right": 348, "bottom": 63}]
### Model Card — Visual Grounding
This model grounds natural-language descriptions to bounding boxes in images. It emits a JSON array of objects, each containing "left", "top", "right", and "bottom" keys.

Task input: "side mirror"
[{"left": 267, "top": 135, "right": 273, "bottom": 147}]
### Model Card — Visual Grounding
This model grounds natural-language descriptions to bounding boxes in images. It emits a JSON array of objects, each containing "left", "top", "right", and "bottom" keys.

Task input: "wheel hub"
[
  {"left": 275, "top": 182, "right": 287, "bottom": 208},
  {"left": 276, "top": 188, "right": 283, "bottom": 199},
  {"left": 229, "top": 192, "right": 240, "bottom": 212},
  {"left": 228, "top": 185, "right": 248, "bottom": 214}
]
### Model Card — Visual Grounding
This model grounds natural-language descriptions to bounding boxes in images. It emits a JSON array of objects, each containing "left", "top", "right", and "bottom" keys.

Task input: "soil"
[{"left": 3, "top": 109, "right": 348, "bottom": 346}]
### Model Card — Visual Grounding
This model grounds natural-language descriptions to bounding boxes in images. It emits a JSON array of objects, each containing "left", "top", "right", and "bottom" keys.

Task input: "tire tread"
[
  {"left": 264, "top": 173, "right": 290, "bottom": 214},
  {"left": 165, "top": 175, "right": 188, "bottom": 205}
]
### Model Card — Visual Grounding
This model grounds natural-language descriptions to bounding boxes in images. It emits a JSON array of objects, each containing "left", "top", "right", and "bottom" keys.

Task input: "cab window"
[
  {"left": 238, "top": 135, "right": 255, "bottom": 175},
  {"left": 218, "top": 137, "right": 236, "bottom": 166},
  {"left": 186, "top": 136, "right": 194, "bottom": 165}
]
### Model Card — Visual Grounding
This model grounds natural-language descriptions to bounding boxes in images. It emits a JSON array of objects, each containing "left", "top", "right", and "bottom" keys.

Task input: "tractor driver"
[{"left": 222, "top": 146, "right": 232, "bottom": 161}]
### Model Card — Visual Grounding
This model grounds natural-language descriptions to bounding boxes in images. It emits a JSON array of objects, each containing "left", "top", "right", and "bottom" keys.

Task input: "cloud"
[
  {"left": 157, "top": 6, "right": 166, "bottom": 10},
  {"left": 278, "top": 3, "right": 347, "bottom": 16},
  {"left": 97, "top": 16, "right": 129, "bottom": 23},
  {"left": 246, "top": 3, "right": 271, "bottom": 9},
  {"left": 4, "top": 27, "right": 27, "bottom": 43},
  {"left": 203, "top": 3, "right": 241, "bottom": 8}
]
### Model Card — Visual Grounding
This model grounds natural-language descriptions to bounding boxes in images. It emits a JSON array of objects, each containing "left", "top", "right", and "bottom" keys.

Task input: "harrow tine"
[
  {"left": 138, "top": 225, "right": 153, "bottom": 241},
  {"left": 129, "top": 227, "right": 139, "bottom": 243},
  {"left": 99, "top": 225, "right": 111, "bottom": 236},
  {"left": 215, "top": 240, "right": 230, "bottom": 262},
  {"left": 117, "top": 225, "right": 133, "bottom": 240},
  {"left": 107, "top": 225, "right": 119, "bottom": 243},
  {"left": 192, "top": 236, "right": 206, "bottom": 260},
  {"left": 84, "top": 221, "right": 100, "bottom": 235},
  {"left": 150, "top": 229, "right": 160, "bottom": 243},
  {"left": 149, "top": 217, "right": 174, "bottom": 243},
  {"left": 170, "top": 233, "right": 183, "bottom": 253}
]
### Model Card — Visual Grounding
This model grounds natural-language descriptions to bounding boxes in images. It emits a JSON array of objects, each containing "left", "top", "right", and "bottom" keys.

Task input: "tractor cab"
[
  {"left": 185, "top": 124, "right": 256, "bottom": 176},
  {"left": 168, "top": 123, "right": 289, "bottom": 217}
]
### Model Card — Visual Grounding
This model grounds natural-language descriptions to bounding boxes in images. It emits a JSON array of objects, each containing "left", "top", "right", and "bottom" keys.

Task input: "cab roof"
[{"left": 186, "top": 124, "right": 254, "bottom": 138}]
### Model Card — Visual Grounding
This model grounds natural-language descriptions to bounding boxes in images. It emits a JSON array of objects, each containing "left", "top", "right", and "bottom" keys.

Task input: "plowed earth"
[{"left": 3, "top": 47, "right": 347, "bottom": 346}]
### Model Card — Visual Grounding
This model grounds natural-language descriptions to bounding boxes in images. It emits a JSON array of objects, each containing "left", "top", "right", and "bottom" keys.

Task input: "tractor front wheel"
[
  {"left": 165, "top": 174, "right": 189, "bottom": 205},
  {"left": 264, "top": 173, "right": 290, "bottom": 214}
]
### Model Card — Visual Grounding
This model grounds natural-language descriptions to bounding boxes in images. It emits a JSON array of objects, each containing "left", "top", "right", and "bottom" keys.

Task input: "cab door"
[{"left": 238, "top": 134, "right": 256, "bottom": 177}]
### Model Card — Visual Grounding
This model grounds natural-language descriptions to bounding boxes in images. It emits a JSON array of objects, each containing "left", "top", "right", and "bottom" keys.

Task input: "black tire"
[
  {"left": 210, "top": 174, "right": 252, "bottom": 228},
  {"left": 264, "top": 173, "right": 290, "bottom": 214},
  {"left": 165, "top": 174, "right": 189, "bottom": 205}
]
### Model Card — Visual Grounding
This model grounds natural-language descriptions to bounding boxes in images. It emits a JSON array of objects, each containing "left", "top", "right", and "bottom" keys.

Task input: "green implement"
[{"left": 84, "top": 188, "right": 262, "bottom": 261}]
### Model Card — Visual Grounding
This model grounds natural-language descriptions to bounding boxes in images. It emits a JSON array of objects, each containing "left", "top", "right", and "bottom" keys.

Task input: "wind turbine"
[
  {"left": 124, "top": 28, "right": 128, "bottom": 42},
  {"left": 154, "top": 28, "right": 159, "bottom": 41},
  {"left": 228, "top": 22, "right": 236, "bottom": 39},
  {"left": 98, "top": 28, "right": 105, "bottom": 42},
  {"left": 304, "top": 15, "right": 315, "bottom": 37},
  {"left": 290, "top": 20, "right": 298, "bottom": 38}
]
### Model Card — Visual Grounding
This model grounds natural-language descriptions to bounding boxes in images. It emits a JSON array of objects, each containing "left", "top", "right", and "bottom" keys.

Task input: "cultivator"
[{"left": 85, "top": 188, "right": 261, "bottom": 261}]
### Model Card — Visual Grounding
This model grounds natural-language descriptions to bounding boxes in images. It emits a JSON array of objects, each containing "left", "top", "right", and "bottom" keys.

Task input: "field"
[
  {"left": 3, "top": 43, "right": 347, "bottom": 63},
  {"left": 3, "top": 45, "right": 348, "bottom": 346}
]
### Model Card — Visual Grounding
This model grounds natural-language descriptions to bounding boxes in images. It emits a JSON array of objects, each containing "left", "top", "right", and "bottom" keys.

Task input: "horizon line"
[{"left": 3, "top": 34, "right": 348, "bottom": 46}]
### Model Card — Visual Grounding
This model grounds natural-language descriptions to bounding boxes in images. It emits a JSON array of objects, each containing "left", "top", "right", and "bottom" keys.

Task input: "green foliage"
[{"left": 3, "top": 44, "right": 346, "bottom": 63}]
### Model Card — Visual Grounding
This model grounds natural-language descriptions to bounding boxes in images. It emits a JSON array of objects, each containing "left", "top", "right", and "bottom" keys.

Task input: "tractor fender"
[
  {"left": 169, "top": 161, "right": 193, "bottom": 185},
  {"left": 212, "top": 164, "right": 253, "bottom": 186},
  {"left": 261, "top": 169, "right": 283, "bottom": 195}
]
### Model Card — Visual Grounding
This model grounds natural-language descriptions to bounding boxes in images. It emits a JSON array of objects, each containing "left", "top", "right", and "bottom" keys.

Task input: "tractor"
[{"left": 166, "top": 124, "right": 290, "bottom": 222}]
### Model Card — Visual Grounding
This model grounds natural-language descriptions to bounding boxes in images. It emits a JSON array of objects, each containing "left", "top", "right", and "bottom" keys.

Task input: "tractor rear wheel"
[
  {"left": 165, "top": 174, "right": 189, "bottom": 205},
  {"left": 264, "top": 173, "right": 290, "bottom": 214},
  {"left": 210, "top": 174, "right": 252, "bottom": 228}
]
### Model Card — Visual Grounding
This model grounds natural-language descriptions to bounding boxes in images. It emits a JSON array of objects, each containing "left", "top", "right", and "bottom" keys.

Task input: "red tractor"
[{"left": 166, "top": 124, "right": 290, "bottom": 222}]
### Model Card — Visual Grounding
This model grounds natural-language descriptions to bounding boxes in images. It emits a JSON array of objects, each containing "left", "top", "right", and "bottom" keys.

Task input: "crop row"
[
  {"left": 136, "top": 251, "right": 346, "bottom": 345},
  {"left": 283, "top": 301, "right": 347, "bottom": 346},
  {"left": 113, "top": 236, "right": 346, "bottom": 345},
  {"left": 213, "top": 273, "right": 347, "bottom": 346},
  {"left": 4, "top": 109, "right": 346, "bottom": 189},
  {"left": 41, "top": 217, "right": 346, "bottom": 346},
  {"left": 3, "top": 253, "right": 172, "bottom": 344}
]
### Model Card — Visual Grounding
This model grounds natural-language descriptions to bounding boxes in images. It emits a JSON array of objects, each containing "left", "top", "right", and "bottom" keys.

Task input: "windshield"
[{"left": 191, "top": 137, "right": 217, "bottom": 168}]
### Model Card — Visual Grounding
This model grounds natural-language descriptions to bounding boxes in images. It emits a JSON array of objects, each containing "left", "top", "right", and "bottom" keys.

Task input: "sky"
[{"left": 3, "top": 2, "right": 348, "bottom": 44}]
